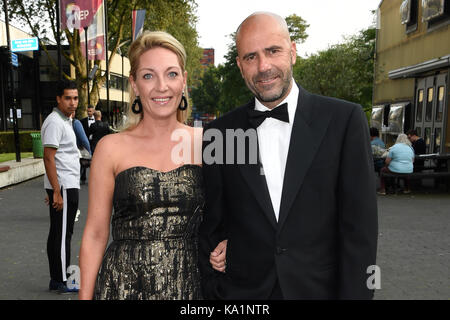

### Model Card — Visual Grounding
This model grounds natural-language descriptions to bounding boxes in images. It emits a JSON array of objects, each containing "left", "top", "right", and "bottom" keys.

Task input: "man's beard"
[{"left": 246, "top": 64, "right": 293, "bottom": 104}]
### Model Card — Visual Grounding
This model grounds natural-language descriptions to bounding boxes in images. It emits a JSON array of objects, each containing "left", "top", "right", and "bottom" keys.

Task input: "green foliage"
[
  {"left": 294, "top": 27, "right": 375, "bottom": 114},
  {"left": 190, "top": 66, "right": 223, "bottom": 114},
  {"left": 5, "top": 0, "right": 203, "bottom": 117},
  {"left": 285, "top": 14, "right": 309, "bottom": 44},
  {"left": 0, "top": 131, "right": 40, "bottom": 153},
  {"left": 0, "top": 152, "right": 34, "bottom": 163}
]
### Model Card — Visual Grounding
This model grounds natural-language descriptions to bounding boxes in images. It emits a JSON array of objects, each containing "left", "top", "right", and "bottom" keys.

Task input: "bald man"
[{"left": 199, "top": 12, "right": 378, "bottom": 299}]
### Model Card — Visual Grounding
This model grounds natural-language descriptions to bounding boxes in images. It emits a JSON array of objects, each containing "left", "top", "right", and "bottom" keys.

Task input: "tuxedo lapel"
[
  {"left": 277, "top": 86, "right": 333, "bottom": 231},
  {"left": 237, "top": 102, "right": 278, "bottom": 229}
]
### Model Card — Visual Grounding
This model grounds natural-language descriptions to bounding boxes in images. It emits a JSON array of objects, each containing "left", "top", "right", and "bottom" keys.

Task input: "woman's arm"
[{"left": 78, "top": 135, "right": 117, "bottom": 299}]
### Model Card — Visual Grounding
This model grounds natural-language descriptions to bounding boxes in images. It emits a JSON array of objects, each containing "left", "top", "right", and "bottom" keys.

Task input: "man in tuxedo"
[
  {"left": 199, "top": 12, "right": 378, "bottom": 300},
  {"left": 80, "top": 105, "right": 95, "bottom": 184},
  {"left": 80, "top": 105, "right": 95, "bottom": 139}
]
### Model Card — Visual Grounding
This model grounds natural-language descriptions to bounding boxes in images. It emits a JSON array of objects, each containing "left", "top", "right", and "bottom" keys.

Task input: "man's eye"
[{"left": 143, "top": 73, "right": 152, "bottom": 80}]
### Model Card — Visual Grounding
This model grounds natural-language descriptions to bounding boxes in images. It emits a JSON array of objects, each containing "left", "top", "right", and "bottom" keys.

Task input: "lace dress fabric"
[{"left": 93, "top": 165, "right": 204, "bottom": 300}]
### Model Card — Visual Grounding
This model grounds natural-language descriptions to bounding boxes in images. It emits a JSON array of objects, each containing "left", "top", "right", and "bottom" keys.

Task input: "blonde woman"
[
  {"left": 79, "top": 31, "right": 224, "bottom": 300},
  {"left": 378, "top": 133, "right": 415, "bottom": 195}
]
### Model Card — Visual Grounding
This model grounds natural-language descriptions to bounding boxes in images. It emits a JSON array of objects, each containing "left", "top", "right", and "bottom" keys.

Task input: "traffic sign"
[
  {"left": 11, "top": 37, "right": 39, "bottom": 52},
  {"left": 11, "top": 52, "right": 18, "bottom": 67}
]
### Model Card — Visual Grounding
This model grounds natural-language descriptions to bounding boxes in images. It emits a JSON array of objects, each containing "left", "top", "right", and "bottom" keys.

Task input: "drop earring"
[
  {"left": 178, "top": 93, "right": 188, "bottom": 111},
  {"left": 131, "top": 96, "right": 143, "bottom": 114}
]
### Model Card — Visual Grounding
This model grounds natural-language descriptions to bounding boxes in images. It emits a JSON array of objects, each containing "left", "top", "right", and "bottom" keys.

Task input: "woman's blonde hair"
[
  {"left": 396, "top": 133, "right": 412, "bottom": 146},
  {"left": 122, "top": 31, "right": 188, "bottom": 131}
]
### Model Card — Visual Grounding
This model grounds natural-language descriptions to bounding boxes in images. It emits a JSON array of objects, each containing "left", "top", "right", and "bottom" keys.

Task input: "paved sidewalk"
[{"left": 0, "top": 176, "right": 449, "bottom": 300}]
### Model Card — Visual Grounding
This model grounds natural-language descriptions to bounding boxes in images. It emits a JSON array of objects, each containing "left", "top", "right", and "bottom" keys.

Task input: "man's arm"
[
  {"left": 43, "top": 147, "right": 63, "bottom": 211},
  {"left": 337, "top": 105, "right": 378, "bottom": 299},
  {"left": 198, "top": 123, "right": 227, "bottom": 299}
]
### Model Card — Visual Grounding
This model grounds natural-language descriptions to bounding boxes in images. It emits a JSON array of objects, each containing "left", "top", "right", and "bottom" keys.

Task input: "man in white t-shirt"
[{"left": 41, "top": 80, "right": 80, "bottom": 294}]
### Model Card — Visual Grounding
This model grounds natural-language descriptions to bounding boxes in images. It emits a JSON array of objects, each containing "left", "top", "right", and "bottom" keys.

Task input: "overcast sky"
[{"left": 195, "top": 0, "right": 381, "bottom": 65}]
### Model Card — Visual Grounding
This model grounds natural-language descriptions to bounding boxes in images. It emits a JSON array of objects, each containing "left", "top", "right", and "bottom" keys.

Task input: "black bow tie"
[{"left": 248, "top": 103, "right": 289, "bottom": 128}]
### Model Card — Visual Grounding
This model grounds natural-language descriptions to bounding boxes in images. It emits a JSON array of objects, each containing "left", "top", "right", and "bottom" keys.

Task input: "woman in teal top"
[{"left": 378, "top": 134, "right": 415, "bottom": 195}]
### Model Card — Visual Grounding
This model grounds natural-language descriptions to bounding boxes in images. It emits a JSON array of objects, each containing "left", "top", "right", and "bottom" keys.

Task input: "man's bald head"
[{"left": 236, "top": 12, "right": 291, "bottom": 52}]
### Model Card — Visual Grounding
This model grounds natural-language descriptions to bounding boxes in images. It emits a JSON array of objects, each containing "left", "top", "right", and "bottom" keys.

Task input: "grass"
[{"left": 0, "top": 152, "right": 34, "bottom": 163}]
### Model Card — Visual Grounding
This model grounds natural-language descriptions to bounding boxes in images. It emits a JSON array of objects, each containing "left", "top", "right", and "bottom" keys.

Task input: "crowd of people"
[{"left": 42, "top": 11, "right": 378, "bottom": 300}]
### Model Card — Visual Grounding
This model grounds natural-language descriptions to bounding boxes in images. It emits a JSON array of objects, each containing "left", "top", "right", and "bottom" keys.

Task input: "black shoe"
[
  {"left": 49, "top": 279, "right": 62, "bottom": 291},
  {"left": 49, "top": 279, "right": 78, "bottom": 294}
]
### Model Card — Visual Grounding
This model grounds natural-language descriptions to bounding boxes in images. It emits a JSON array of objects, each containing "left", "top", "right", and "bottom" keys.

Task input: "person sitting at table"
[
  {"left": 378, "top": 133, "right": 415, "bottom": 195},
  {"left": 406, "top": 129, "right": 426, "bottom": 171},
  {"left": 370, "top": 127, "right": 386, "bottom": 172}
]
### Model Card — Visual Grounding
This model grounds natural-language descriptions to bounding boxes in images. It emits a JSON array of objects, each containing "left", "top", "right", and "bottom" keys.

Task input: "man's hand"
[
  {"left": 210, "top": 239, "right": 228, "bottom": 273},
  {"left": 52, "top": 191, "right": 63, "bottom": 212}
]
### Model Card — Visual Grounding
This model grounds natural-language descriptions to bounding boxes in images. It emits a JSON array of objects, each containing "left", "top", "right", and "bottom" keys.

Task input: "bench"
[{"left": 380, "top": 171, "right": 450, "bottom": 191}]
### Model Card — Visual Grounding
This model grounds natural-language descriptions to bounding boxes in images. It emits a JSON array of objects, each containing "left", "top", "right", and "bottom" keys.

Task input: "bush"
[{"left": 0, "top": 131, "right": 40, "bottom": 153}]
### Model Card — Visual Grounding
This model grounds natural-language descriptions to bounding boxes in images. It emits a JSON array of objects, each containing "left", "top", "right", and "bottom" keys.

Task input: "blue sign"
[
  {"left": 11, "top": 37, "right": 39, "bottom": 52},
  {"left": 11, "top": 52, "right": 18, "bottom": 67}
]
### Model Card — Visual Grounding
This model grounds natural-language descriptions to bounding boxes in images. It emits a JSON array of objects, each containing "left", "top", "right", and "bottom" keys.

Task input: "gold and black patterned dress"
[{"left": 93, "top": 165, "right": 204, "bottom": 300}]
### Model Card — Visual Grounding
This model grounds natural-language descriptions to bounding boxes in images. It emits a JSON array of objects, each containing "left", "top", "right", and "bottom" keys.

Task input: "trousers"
[{"left": 46, "top": 188, "right": 79, "bottom": 283}]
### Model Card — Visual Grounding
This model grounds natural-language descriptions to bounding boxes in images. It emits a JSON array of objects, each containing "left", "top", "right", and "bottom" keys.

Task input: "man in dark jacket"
[
  {"left": 79, "top": 105, "right": 95, "bottom": 184},
  {"left": 407, "top": 129, "right": 426, "bottom": 171},
  {"left": 89, "top": 110, "right": 111, "bottom": 154}
]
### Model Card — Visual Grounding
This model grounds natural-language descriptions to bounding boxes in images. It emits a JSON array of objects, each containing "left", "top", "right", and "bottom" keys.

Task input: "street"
[{"left": 0, "top": 175, "right": 449, "bottom": 300}]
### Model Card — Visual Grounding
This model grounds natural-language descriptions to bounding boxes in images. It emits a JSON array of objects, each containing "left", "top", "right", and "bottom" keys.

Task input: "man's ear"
[{"left": 291, "top": 41, "right": 297, "bottom": 65}]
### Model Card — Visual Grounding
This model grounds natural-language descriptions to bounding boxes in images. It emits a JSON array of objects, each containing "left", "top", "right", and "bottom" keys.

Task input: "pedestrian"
[
  {"left": 41, "top": 80, "right": 81, "bottom": 294},
  {"left": 70, "top": 111, "right": 92, "bottom": 157},
  {"left": 79, "top": 31, "right": 226, "bottom": 300},
  {"left": 370, "top": 127, "right": 386, "bottom": 172},
  {"left": 378, "top": 133, "right": 415, "bottom": 195},
  {"left": 88, "top": 110, "right": 111, "bottom": 154},
  {"left": 199, "top": 12, "right": 378, "bottom": 300},
  {"left": 406, "top": 129, "right": 426, "bottom": 171},
  {"left": 80, "top": 105, "right": 95, "bottom": 184}
]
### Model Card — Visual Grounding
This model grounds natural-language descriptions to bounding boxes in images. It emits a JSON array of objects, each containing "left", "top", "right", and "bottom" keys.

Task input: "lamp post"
[
  {"left": 84, "top": 26, "right": 90, "bottom": 107},
  {"left": 3, "top": 0, "right": 20, "bottom": 162}
]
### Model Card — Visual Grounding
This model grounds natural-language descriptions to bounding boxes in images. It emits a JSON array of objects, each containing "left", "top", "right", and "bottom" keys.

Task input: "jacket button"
[{"left": 276, "top": 247, "right": 286, "bottom": 255}]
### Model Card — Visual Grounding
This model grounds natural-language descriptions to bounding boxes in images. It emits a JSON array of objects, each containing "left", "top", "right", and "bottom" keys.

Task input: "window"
[
  {"left": 436, "top": 86, "right": 444, "bottom": 122},
  {"left": 425, "top": 87, "right": 433, "bottom": 121},
  {"left": 422, "top": 0, "right": 450, "bottom": 29},
  {"left": 434, "top": 128, "right": 441, "bottom": 153},
  {"left": 401, "top": 0, "right": 419, "bottom": 32},
  {"left": 416, "top": 89, "right": 423, "bottom": 122},
  {"left": 424, "top": 127, "right": 431, "bottom": 153}
]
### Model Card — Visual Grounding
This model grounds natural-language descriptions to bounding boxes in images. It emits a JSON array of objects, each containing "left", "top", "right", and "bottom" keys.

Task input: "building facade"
[
  {"left": 200, "top": 48, "right": 214, "bottom": 68},
  {"left": 373, "top": 0, "right": 450, "bottom": 153},
  {"left": 0, "top": 20, "right": 130, "bottom": 131}
]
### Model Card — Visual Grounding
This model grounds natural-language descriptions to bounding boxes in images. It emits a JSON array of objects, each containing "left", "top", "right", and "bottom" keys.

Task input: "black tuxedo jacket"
[
  {"left": 199, "top": 85, "right": 378, "bottom": 299},
  {"left": 80, "top": 117, "right": 91, "bottom": 137}
]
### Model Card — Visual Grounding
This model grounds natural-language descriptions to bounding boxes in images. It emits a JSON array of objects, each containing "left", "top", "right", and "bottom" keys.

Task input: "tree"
[
  {"left": 285, "top": 14, "right": 309, "bottom": 44},
  {"left": 5, "top": 0, "right": 202, "bottom": 118},
  {"left": 190, "top": 65, "right": 222, "bottom": 115},
  {"left": 294, "top": 27, "right": 376, "bottom": 116}
]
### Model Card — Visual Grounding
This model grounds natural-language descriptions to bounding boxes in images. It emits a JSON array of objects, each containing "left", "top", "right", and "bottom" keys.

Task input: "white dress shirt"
[
  {"left": 255, "top": 81, "right": 299, "bottom": 221},
  {"left": 88, "top": 117, "right": 95, "bottom": 127}
]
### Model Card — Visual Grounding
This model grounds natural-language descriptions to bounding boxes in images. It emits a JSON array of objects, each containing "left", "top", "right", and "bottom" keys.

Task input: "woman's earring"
[
  {"left": 178, "top": 93, "right": 188, "bottom": 111},
  {"left": 131, "top": 96, "right": 143, "bottom": 114}
]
